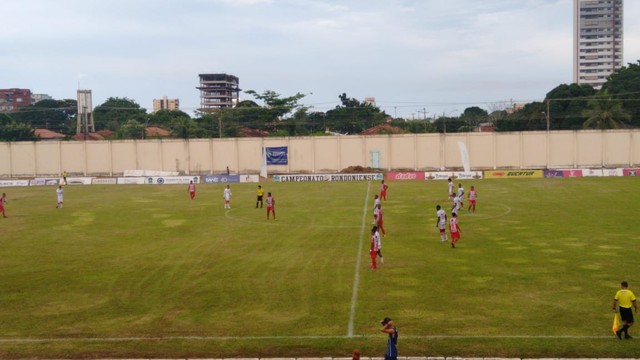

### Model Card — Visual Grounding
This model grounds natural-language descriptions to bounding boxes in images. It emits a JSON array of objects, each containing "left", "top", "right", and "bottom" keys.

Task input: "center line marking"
[{"left": 347, "top": 181, "right": 371, "bottom": 337}]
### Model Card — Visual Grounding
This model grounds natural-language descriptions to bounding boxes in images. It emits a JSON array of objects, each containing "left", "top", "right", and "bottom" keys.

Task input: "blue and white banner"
[
  {"left": 202, "top": 175, "right": 240, "bottom": 184},
  {"left": 265, "top": 146, "right": 288, "bottom": 165}
]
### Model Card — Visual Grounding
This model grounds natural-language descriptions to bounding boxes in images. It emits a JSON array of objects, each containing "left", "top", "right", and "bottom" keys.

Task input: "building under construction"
[{"left": 197, "top": 73, "right": 240, "bottom": 112}]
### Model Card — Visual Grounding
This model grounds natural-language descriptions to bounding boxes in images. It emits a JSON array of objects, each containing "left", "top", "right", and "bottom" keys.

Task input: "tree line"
[{"left": 2, "top": 60, "right": 639, "bottom": 141}]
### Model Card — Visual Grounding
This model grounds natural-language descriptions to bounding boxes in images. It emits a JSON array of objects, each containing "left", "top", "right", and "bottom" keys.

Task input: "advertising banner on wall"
[
  {"left": 424, "top": 171, "right": 483, "bottom": 180},
  {"left": 544, "top": 170, "right": 564, "bottom": 178},
  {"left": 202, "top": 175, "right": 241, "bottom": 184},
  {"left": 117, "top": 177, "right": 146, "bottom": 184},
  {"left": 559, "top": 169, "right": 584, "bottom": 177},
  {"left": 65, "top": 177, "right": 93, "bottom": 185},
  {"left": 30, "top": 178, "right": 61, "bottom": 186},
  {"left": 265, "top": 146, "right": 288, "bottom": 165},
  {"left": 582, "top": 169, "right": 603, "bottom": 177},
  {"left": 92, "top": 178, "right": 118, "bottom": 185},
  {"left": 484, "top": 170, "right": 543, "bottom": 179},
  {"left": 386, "top": 172, "right": 425, "bottom": 181},
  {"left": 0, "top": 180, "right": 30, "bottom": 187},
  {"left": 623, "top": 168, "right": 640, "bottom": 176},
  {"left": 603, "top": 168, "right": 623, "bottom": 177},
  {"left": 273, "top": 173, "right": 383, "bottom": 182},
  {"left": 145, "top": 176, "right": 200, "bottom": 185},
  {"left": 240, "top": 175, "right": 260, "bottom": 183}
]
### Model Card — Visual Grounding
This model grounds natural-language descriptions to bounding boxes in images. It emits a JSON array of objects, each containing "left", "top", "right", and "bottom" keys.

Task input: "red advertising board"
[{"left": 385, "top": 172, "right": 425, "bottom": 181}]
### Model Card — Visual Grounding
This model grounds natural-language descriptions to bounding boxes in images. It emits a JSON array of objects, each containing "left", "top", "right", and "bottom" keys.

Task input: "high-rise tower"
[
  {"left": 197, "top": 74, "right": 240, "bottom": 112},
  {"left": 573, "top": 0, "right": 623, "bottom": 89}
]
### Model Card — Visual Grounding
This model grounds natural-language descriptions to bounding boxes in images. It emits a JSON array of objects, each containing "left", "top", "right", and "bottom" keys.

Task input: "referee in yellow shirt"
[
  {"left": 613, "top": 280, "right": 638, "bottom": 339},
  {"left": 256, "top": 185, "right": 265, "bottom": 208}
]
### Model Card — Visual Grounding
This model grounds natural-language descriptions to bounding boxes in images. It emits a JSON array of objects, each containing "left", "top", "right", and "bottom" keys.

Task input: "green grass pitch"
[{"left": 0, "top": 177, "right": 639, "bottom": 358}]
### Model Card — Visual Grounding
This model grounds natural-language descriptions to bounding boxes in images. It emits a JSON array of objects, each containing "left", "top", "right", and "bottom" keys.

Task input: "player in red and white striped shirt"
[
  {"left": 0, "top": 193, "right": 7, "bottom": 218},
  {"left": 467, "top": 185, "right": 477, "bottom": 213},
  {"left": 449, "top": 212, "right": 461, "bottom": 248}
]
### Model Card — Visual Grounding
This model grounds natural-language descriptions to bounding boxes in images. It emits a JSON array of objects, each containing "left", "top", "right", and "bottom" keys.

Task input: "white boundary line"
[
  {"left": 0, "top": 335, "right": 617, "bottom": 343},
  {"left": 347, "top": 181, "right": 371, "bottom": 337}
]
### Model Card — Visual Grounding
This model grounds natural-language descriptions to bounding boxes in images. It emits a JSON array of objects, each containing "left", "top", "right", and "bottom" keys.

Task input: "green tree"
[
  {"left": 545, "top": 83, "right": 595, "bottom": 130},
  {"left": 94, "top": 97, "right": 147, "bottom": 131},
  {"left": 602, "top": 60, "right": 640, "bottom": 127},
  {"left": 460, "top": 106, "right": 489, "bottom": 131},
  {"left": 147, "top": 110, "right": 192, "bottom": 128},
  {"left": 11, "top": 99, "right": 77, "bottom": 134},
  {"left": 244, "top": 90, "right": 306, "bottom": 120},
  {"left": 324, "top": 93, "right": 387, "bottom": 134},
  {"left": 582, "top": 94, "right": 631, "bottom": 129},
  {"left": 169, "top": 117, "right": 200, "bottom": 139},
  {"left": 116, "top": 119, "right": 145, "bottom": 139},
  {"left": 0, "top": 113, "right": 37, "bottom": 141}
]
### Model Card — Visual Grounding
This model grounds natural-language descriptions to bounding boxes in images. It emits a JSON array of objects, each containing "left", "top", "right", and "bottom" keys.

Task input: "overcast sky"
[{"left": 2, "top": 0, "right": 639, "bottom": 118}]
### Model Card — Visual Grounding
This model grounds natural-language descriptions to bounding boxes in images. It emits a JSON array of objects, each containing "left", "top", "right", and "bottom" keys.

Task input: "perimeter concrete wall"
[{"left": 1, "top": 130, "right": 639, "bottom": 177}]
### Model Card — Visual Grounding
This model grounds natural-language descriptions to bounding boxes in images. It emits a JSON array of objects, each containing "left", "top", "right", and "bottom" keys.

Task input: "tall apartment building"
[
  {"left": 153, "top": 96, "right": 180, "bottom": 112},
  {"left": 0, "top": 88, "right": 32, "bottom": 112},
  {"left": 197, "top": 74, "right": 240, "bottom": 112},
  {"left": 573, "top": 0, "right": 623, "bottom": 89}
]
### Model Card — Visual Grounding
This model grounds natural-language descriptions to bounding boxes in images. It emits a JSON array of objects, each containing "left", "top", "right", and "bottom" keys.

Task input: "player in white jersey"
[
  {"left": 56, "top": 185, "right": 64, "bottom": 208},
  {"left": 452, "top": 196, "right": 461, "bottom": 215},
  {"left": 373, "top": 225, "right": 384, "bottom": 264},
  {"left": 435, "top": 205, "right": 448, "bottom": 242},
  {"left": 223, "top": 185, "right": 232, "bottom": 209},
  {"left": 373, "top": 195, "right": 381, "bottom": 224},
  {"left": 447, "top": 178, "right": 454, "bottom": 200},
  {"left": 457, "top": 183, "right": 465, "bottom": 208}
]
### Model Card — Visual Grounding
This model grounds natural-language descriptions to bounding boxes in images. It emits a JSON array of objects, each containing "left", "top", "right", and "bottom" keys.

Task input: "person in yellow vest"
[
  {"left": 613, "top": 280, "right": 638, "bottom": 339},
  {"left": 256, "top": 185, "right": 264, "bottom": 208}
]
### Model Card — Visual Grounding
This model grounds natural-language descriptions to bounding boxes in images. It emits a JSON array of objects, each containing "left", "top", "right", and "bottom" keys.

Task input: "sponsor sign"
[
  {"left": 124, "top": 170, "right": 179, "bottom": 177},
  {"left": 484, "top": 170, "right": 543, "bottom": 179},
  {"left": 560, "top": 169, "right": 583, "bottom": 177},
  {"left": 273, "top": 173, "right": 384, "bottom": 182},
  {"left": 582, "top": 169, "right": 603, "bottom": 177},
  {"left": 240, "top": 175, "right": 260, "bottom": 183},
  {"left": 145, "top": 176, "right": 200, "bottom": 185},
  {"left": 30, "top": 178, "right": 60, "bottom": 186},
  {"left": 603, "top": 168, "right": 623, "bottom": 177},
  {"left": 386, "top": 172, "right": 425, "bottom": 181},
  {"left": 544, "top": 170, "right": 564, "bottom": 178},
  {"left": 117, "top": 177, "right": 146, "bottom": 185},
  {"left": 65, "top": 177, "right": 93, "bottom": 185},
  {"left": 623, "top": 168, "right": 640, "bottom": 176},
  {"left": 424, "top": 171, "right": 483, "bottom": 180},
  {"left": 265, "top": 146, "right": 288, "bottom": 165},
  {"left": 202, "top": 175, "right": 241, "bottom": 184},
  {"left": 92, "top": 178, "right": 117, "bottom": 185},
  {"left": 0, "top": 180, "right": 30, "bottom": 187}
]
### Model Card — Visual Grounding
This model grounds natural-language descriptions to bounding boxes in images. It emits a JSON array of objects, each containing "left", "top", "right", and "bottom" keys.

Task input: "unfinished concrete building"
[{"left": 197, "top": 73, "right": 240, "bottom": 112}]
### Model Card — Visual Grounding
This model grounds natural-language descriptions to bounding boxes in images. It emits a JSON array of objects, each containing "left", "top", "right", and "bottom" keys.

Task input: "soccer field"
[{"left": 0, "top": 177, "right": 639, "bottom": 358}]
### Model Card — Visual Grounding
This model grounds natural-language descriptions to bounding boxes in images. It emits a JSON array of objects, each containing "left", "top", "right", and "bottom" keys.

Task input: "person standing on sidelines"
[
  {"left": 467, "top": 185, "right": 477, "bottom": 213},
  {"left": 0, "top": 193, "right": 7, "bottom": 218},
  {"left": 266, "top": 192, "right": 276, "bottom": 220},
  {"left": 62, "top": 170, "right": 68, "bottom": 185},
  {"left": 188, "top": 180, "right": 196, "bottom": 200},
  {"left": 256, "top": 185, "right": 264, "bottom": 208},
  {"left": 369, "top": 227, "right": 378, "bottom": 270},
  {"left": 380, "top": 180, "right": 389, "bottom": 201},
  {"left": 436, "top": 205, "right": 447, "bottom": 243},
  {"left": 56, "top": 185, "right": 64, "bottom": 208},
  {"left": 449, "top": 212, "right": 461, "bottom": 248},
  {"left": 380, "top": 317, "right": 398, "bottom": 360},
  {"left": 223, "top": 185, "right": 232, "bottom": 209},
  {"left": 613, "top": 281, "right": 638, "bottom": 339},
  {"left": 447, "top": 178, "right": 454, "bottom": 200}
]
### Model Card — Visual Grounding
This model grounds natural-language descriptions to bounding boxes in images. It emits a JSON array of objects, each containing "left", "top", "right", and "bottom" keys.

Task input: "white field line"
[
  {"left": 0, "top": 334, "right": 616, "bottom": 343},
  {"left": 347, "top": 181, "right": 371, "bottom": 337}
]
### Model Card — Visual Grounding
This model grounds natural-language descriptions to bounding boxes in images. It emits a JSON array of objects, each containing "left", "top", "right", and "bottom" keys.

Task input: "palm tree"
[{"left": 582, "top": 95, "right": 631, "bottom": 129}]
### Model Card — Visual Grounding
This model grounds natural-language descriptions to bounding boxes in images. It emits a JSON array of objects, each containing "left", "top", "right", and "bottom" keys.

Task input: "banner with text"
[
  {"left": 145, "top": 176, "right": 200, "bottom": 185},
  {"left": 0, "top": 180, "right": 30, "bottom": 187},
  {"left": 424, "top": 171, "right": 484, "bottom": 180},
  {"left": 30, "top": 178, "right": 60, "bottom": 186},
  {"left": 266, "top": 146, "right": 288, "bottom": 165},
  {"left": 484, "top": 170, "right": 543, "bottom": 179},
  {"left": 92, "top": 178, "right": 118, "bottom": 185},
  {"left": 274, "top": 173, "right": 383, "bottom": 182},
  {"left": 202, "top": 175, "right": 241, "bottom": 184},
  {"left": 386, "top": 172, "right": 425, "bottom": 181}
]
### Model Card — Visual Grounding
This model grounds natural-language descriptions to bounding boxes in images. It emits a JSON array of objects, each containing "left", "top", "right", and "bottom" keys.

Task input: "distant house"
[
  {"left": 73, "top": 132, "right": 106, "bottom": 141},
  {"left": 360, "top": 123, "right": 406, "bottom": 135},
  {"left": 238, "top": 127, "right": 269, "bottom": 137},
  {"left": 34, "top": 128, "right": 66, "bottom": 141},
  {"left": 145, "top": 127, "right": 172, "bottom": 138}
]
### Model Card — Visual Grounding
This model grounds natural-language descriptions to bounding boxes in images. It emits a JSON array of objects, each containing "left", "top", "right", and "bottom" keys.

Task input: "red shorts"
[
  {"left": 451, "top": 232, "right": 460, "bottom": 241},
  {"left": 469, "top": 199, "right": 476, "bottom": 204}
]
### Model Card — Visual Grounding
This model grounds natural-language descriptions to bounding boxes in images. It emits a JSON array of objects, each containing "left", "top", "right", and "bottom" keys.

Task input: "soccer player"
[
  {"left": 373, "top": 195, "right": 381, "bottom": 224},
  {"left": 380, "top": 317, "right": 398, "bottom": 360},
  {"left": 451, "top": 195, "right": 461, "bottom": 215},
  {"left": 373, "top": 202, "right": 380, "bottom": 225},
  {"left": 377, "top": 204, "right": 386, "bottom": 237},
  {"left": 0, "top": 193, "right": 7, "bottom": 218},
  {"left": 223, "top": 185, "right": 232, "bottom": 209},
  {"left": 613, "top": 280, "right": 638, "bottom": 339},
  {"left": 374, "top": 225, "right": 384, "bottom": 264},
  {"left": 435, "top": 205, "right": 447, "bottom": 242},
  {"left": 467, "top": 185, "right": 477, "bottom": 213},
  {"left": 188, "top": 180, "right": 196, "bottom": 200},
  {"left": 56, "top": 185, "right": 64, "bottom": 208},
  {"left": 380, "top": 180, "right": 388, "bottom": 201},
  {"left": 256, "top": 185, "right": 264, "bottom": 208},
  {"left": 369, "top": 227, "right": 378, "bottom": 270},
  {"left": 447, "top": 178, "right": 454, "bottom": 200},
  {"left": 449, "top": 212, "right": 461, "bottom": 248},
  {"left": 266, "top": 192, "right": 276, "bottom": 220},
  {"left": 457, "top": 183, "right": 465, "bottom": 208}
]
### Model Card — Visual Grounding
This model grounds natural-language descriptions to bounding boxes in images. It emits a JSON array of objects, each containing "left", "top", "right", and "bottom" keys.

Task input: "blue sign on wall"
[
  {"left": 266, "top": 146, "right": 288, "bottom": 165},
  {"left": 203, "top": 175, "right": 241, "bottom": 184}
]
